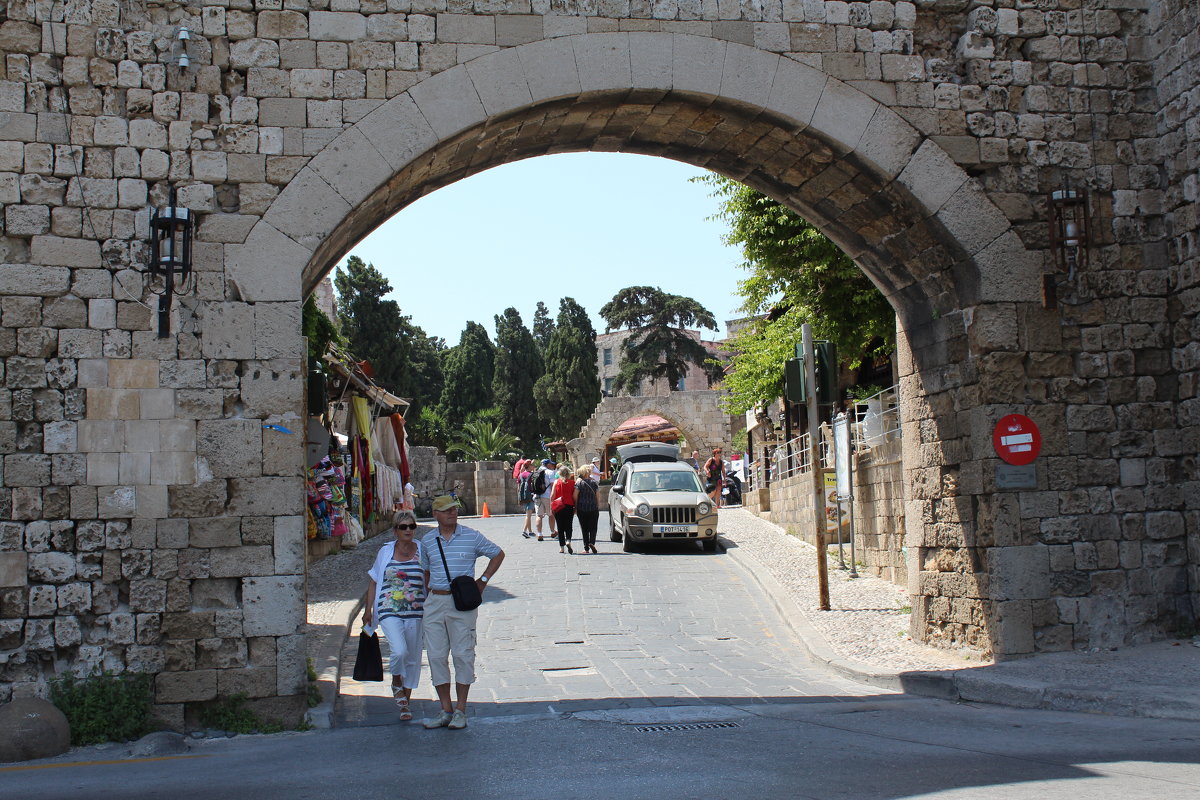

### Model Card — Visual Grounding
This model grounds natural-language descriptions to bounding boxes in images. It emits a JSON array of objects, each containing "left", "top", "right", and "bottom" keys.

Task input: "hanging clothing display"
[{"left": 306, "top": 453, "right": 350, "bottom": 540}]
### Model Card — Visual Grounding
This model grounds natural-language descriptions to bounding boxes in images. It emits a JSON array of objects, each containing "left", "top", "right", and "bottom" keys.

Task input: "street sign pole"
[{"left": 803, "top": 324, "right": 830, "bottom": 611}]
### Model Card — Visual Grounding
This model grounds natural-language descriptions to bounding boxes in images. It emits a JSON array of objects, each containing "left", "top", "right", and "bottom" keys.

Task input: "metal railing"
[{"left": 746, "top": 384, "right": 901, "bottom": 489}]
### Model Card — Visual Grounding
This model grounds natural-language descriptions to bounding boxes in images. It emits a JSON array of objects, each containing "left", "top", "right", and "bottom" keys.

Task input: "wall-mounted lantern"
[
  {"left": 147, "top": 187, "right": 196, "bottom": 338},
  {"left": 1043, "top": 184, "right": 1090, "bottom": 309}
]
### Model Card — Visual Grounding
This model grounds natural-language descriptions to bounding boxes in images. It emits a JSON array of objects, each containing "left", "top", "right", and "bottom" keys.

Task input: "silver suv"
[{"left": 608, "top": 443, "right": 720, "bottom": 552}]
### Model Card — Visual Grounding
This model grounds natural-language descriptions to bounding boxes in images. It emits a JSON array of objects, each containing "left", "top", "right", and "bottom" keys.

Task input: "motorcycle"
[{"left": 721, "top": 470, "right": 743, "bottom": 506}]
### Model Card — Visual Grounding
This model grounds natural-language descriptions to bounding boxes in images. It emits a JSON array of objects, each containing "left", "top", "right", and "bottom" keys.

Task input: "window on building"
[
  {"left": 604, "top": 377, "right": 614, "bottom": 395},
  {"left": 675, "top": 377, "right": 686, "bottom": 391},
  {"left": 603, "top": 348, "right": 612, "bottom": 366}
]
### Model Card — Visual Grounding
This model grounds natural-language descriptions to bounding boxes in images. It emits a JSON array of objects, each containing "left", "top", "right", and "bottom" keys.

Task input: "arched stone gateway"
[
  {"left": 1, "top": 3, "right": 1195, "bottom": 724},
  {"left": 568, "top": 391, "right": 733, "bottom": 466}
]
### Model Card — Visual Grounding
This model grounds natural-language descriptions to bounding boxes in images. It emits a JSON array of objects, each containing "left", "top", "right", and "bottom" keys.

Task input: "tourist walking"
[
  {"left": 516, "top": 459, "right": 536, "bottom": 537},
  {"left": 550, "top": 464, "right": 576, "bottom": 554},
  {"left": 534, "top": 458, "right": 557, "bottom": 540},
  {"left": 703, "top": 447, "right": 725, "bottom": 508},
  {"left": 419, "top": 495, "right": 505, "bottom": 730},
  {"left": 573, "top": 465, "right": 600, "bottom": 554},
  {"left": 362, "top": 509, "right": 426, "bottom": 721}
]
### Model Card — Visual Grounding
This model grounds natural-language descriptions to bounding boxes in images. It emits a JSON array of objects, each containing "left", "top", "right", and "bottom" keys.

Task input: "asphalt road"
[{"left": 7, "top": 515, "right": 1199, "bottom": 798}]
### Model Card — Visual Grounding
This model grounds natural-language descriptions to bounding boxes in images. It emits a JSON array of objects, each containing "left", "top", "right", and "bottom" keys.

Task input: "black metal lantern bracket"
[
  {"left": 1043, "top": 184, "right": 1091, "bottom": 309},
  {"left": 146, "top": 187, "right": 197, "bottom": 338}
]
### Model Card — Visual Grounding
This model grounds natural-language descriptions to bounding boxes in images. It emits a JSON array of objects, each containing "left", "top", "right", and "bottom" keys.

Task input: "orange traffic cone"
[{"left": 481, "top": 502, "right": 490, "bottom": 518}]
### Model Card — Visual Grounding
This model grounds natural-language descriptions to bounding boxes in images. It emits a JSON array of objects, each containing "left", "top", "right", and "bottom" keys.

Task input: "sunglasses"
[{"left": 394, "top": 524, "right": 417, "bottom": 530}]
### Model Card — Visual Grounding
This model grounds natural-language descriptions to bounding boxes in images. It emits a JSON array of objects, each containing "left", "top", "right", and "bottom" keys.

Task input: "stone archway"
[
  {"left": 4, "top": 3, "right": 1192, "bottom": 719},
  {"left": 227, "top": 32, "right": 1039, "bottom": 665},
  {"left": 568, "top": 392, "right": 732, "bottom": 468}
]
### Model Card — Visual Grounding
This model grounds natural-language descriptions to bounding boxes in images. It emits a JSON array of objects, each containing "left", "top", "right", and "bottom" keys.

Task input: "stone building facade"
[
  {"left": 595, "top": 327, "right": 720, "bottom": 397},
  {"left": 0, "top": 0, "right": 1196, "bottom": 722}
]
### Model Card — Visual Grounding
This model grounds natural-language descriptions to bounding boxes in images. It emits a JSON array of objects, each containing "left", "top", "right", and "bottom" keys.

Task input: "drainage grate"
[{"left": 635, "top": 721, "right": 741, "bottom": 733}]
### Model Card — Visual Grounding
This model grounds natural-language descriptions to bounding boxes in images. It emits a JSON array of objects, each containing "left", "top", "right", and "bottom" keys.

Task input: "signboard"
[
  {"left": 995, "top": 463, "right": 1038, "bottom": 489},
  {"left": 833, "top": 413, "right": 852, "bottom": 496},
  {"left": 823, "top": 471, "right": 849, "bottom": 538},
  {"left": 992, "top": 414, "right": 1042, "bottom": 466}
]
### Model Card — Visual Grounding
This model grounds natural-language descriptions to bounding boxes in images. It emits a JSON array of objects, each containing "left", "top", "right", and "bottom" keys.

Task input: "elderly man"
[{"left": 419, "top": 495, "right": 505, "bottom": 730}]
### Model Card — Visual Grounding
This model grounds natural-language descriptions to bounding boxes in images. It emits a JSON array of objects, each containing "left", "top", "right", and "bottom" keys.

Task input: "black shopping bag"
[{"left": 352, "top": 629, "right": 384, "bottom": 682}]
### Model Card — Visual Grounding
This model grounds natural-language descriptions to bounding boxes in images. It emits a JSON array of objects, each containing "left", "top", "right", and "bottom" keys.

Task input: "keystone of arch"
[{"left": 258, "top": 32, "right": 1030, "bottom": 304}]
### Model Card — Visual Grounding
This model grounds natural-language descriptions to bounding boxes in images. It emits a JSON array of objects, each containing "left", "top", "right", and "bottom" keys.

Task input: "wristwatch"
[{"left": 479, "top": 575, "right": 489, "bottom": 583}]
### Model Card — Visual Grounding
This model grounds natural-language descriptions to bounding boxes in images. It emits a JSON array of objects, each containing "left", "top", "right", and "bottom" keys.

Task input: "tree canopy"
[
  {"left": 437, "top": 321, "right": 496, "bottom": 429},
  {"left": 492, "top": 307, "right": 544, "bottom": 451},
  {"left": 532, "top": 297, "right": 600, "bottom": 439},
  {"left": 531, "top": 300, "right": 554, "bottom": 353},
  {"left": 599, "top": 286, "right": 718, "bottom": 395},
  {"left": 332, "top": 256, "right": 444, "bottom": 415},
  {"left": 698, "top": 175, "right": 895, "bottom": 413}
]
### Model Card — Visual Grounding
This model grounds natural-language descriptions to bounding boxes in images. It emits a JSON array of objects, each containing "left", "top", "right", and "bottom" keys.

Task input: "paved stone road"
[{"left": 335, "top": 514, "right": 883, "bottom": 727}]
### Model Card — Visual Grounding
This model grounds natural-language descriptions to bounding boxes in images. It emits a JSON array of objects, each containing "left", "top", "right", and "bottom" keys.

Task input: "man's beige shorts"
[
  {"left": 422, "top": 592, "right": 478, "bottom": 686},
  {"left": 535, "top": 497, "right": 552, "bottom": 519}
]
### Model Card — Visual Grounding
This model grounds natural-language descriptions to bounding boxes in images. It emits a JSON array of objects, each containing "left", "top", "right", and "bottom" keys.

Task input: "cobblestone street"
[{"left": 324, "top": 513, "right": 881, "bottom": 727}]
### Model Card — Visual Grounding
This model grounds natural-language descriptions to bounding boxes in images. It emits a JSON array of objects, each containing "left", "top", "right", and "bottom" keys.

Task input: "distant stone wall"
[{"left": 748, "top": 440, "right": 907, "bottom": 589}]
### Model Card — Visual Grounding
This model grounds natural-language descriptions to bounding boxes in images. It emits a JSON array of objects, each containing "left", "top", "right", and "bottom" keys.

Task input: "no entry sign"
[{"left": 993, "top": 414, "right": 1041, "bottom": 466}]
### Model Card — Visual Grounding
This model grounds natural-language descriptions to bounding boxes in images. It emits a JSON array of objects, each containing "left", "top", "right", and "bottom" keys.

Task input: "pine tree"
[
  {"left": 599, "top": 286, "right": 719, "bottom": 395},
  {"left": 438, "top": 321, "right": 496, "bottom": 429},
  {"left": 532, "top": 300, "right": 554, "bottom": 353},
  {"left": 492, "top": 308, "right": 544, "bottom": 452},
  {"left": 532, "top": 298, "right": 600, "bottom": 439}
]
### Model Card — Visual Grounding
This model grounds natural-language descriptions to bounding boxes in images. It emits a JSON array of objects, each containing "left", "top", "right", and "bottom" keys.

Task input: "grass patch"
[
  {"left": 49, "top": 670, "right": 157, "bottom": 746},
  {"left": 199, "top": 694, "right": 284, "bottom": 735},
  {"left": 898, "top": 605, "right": 912, "bottom": 615}
]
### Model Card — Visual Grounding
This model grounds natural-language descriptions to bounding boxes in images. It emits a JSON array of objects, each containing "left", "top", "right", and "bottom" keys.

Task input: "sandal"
[{"left": 392, "top": 685, "right": 413, "bottom": 720}]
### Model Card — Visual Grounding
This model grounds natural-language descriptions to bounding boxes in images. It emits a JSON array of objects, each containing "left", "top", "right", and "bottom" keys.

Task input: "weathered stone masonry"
[{"left": 0, "top": 0, "right": 1195, "bottom": 722}]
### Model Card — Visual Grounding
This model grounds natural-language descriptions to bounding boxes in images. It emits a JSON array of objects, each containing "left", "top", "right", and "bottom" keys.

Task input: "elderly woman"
[{"left": 362, "top": 509, "right": 427, "bottom": 720}]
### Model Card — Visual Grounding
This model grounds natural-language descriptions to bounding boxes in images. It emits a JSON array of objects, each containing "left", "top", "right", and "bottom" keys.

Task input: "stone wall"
[
  {"left": 0, "top": 0, "right": 1195, "bottom": 714},
  {"left": 749, "top": 440, "right": 906, "bottom": 588},
  {"left": 569, "top": 392, "right": 734, "bottom": 468},
  {"left": 1152, "top": 0, "right": 1200, "bottom": 627}
]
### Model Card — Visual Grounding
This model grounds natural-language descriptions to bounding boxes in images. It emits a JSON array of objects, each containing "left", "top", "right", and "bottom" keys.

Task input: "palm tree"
[{"left": 446, "top": 419, "right": 520, "bottom": 462}]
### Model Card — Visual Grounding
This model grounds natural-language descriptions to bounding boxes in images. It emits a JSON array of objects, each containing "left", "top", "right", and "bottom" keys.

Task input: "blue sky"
[{"left": 342, "top": 152, "right": 748, "bottom": 346}]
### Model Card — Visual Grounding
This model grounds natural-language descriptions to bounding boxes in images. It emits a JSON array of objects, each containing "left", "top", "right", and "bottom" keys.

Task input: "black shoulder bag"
[{"left": 436, "top": 533, "right": 483, "bottom": 611}]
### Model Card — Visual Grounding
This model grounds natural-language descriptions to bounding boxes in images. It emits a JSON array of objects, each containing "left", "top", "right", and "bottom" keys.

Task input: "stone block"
[
  {"left": 437, "top": 13, "right": 495, "bottom": 44},
  {"left": 155, "top": 670, "right": 217, "bottom": 703},
  {"left": 719, "top": 43, "right": 778, "bottom": 111},
  {"left": 408, "top": 64, "right": 487, "bottom": 140},
  {"left": 463, "top": 50, "right": 531, "bottom": 122},
  {"left": 242, "top": 575, "right": 304, "bottom": 637},
  {"left": 896, "top": 139, "right": 967, "bottom": 215},
  {"left": 0, "top": 264, "right": 71, "bottom": 296},
  {"left": 496, "top": 15, "right": 543, "bottom": 46},
  {"left": 199, "top": 301, "right": 257, "bottom": 359},
  {"left": 0, "top": 552, "right": 27, "bottom": 587},
  {"left": 274, "top": 515, "right": 305, "bottom": 575},
  {"left": 228, "top": 477, "right": 304, "bottom": 516},
  {"left": 209, "top": 546, "right": 274, "bottom": 578},
  {"left": 27, "top": 551, "right": 73, "bottom": 584},
  {"left": 310, "top": 11, "right": 367, "bottom": 41},
  {"left": 197, "top": 419, "right": 263, "bottom": 478},
  {"left": 989, "top": 544, "right": 1050, "bottom": 601},
  {"left": 276, "top": 633, "right": 308, "bottom": 695},
  {"left": 192, "top": 578, "right": 240, "bottom": 609}
]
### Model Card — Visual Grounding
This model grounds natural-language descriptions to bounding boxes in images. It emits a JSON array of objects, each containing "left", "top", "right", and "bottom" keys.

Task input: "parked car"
[{"left": 608, "top": 443, "right": 720, "bottom": 552}]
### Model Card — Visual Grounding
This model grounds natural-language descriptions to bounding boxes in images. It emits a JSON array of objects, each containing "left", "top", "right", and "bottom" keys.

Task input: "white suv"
[{"left": 608, "top": 443, "right": 720, "bottom": 552}]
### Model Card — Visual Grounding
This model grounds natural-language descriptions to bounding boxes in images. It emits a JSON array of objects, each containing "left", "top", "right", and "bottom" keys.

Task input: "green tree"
[
  {"left": 332, "top": 256, "right": 444, "bottom": 415},
  {"left": 438, "top": 321, "right": 496, "bottom": 429},
  {"left": 492, "top": 307, "right": 544, "bottom": 451},
  {"left": 302, "top": 294, "right": 343, "bottom": 363},
  {"left": 599, "top": 286, "right": 719, "bottom": 395},
  {"left": 446, "top": 418, "right": 521, "bottom": 462},
  {"left": 698, "top": 175, "right": 895, "bottom": 413},
  {"left": 531, "top": 300, "right": 554, "bottom": 352},
  {"left": 532, "top": 298, "right": 600, "bottom": 438}
]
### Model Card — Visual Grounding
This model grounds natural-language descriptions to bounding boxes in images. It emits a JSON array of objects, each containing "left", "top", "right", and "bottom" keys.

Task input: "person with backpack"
[
  {"left": 533, "top": 458, "right": 557, "bottom": 541},
  {"left": 573, "top": 465, "right": 601, "bottom": 554},
  {"left": 517, "top": 461, "right": 536, "bottom": 537}
]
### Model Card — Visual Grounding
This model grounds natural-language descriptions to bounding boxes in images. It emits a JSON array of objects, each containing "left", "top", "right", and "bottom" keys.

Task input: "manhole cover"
[{"left": 635, "top": 722, "right": 742, "bottom": 733}]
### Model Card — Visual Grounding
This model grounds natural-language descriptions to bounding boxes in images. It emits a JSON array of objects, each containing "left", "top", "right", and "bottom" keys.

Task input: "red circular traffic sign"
[{"left": 992, "top": 414, "right": 1041, "bottom": 466}]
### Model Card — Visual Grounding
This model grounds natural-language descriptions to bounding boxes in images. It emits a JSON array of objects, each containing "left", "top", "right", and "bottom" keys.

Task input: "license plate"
[{"left": 654, "top": 525, "right": 691, "bottom": 533}]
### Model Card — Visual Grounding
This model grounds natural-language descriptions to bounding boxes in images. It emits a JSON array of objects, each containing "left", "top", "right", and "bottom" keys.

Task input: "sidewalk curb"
[
  {"left": 722, "top": 537, "right": 1200, "bottom": 721},
  {"left": 721, "top": 539, "right": 955, "bottom": 698},
  {"left": 305, "top": 597, "right": 362, "bottom": 729}
]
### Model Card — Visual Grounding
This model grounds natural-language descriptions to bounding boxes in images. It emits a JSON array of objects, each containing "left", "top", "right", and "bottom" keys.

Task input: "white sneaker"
[
  {"left": 423, "top": 710, "right": 453, "bottom": 729},
  {"left": 447, "top": 709, "right": 468, "bottom": 730}
]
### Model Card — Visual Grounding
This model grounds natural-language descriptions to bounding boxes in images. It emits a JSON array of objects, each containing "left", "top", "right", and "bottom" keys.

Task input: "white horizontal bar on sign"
[{"left": 1000, "top": 433, "right": 1034, "bottom": 446}]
